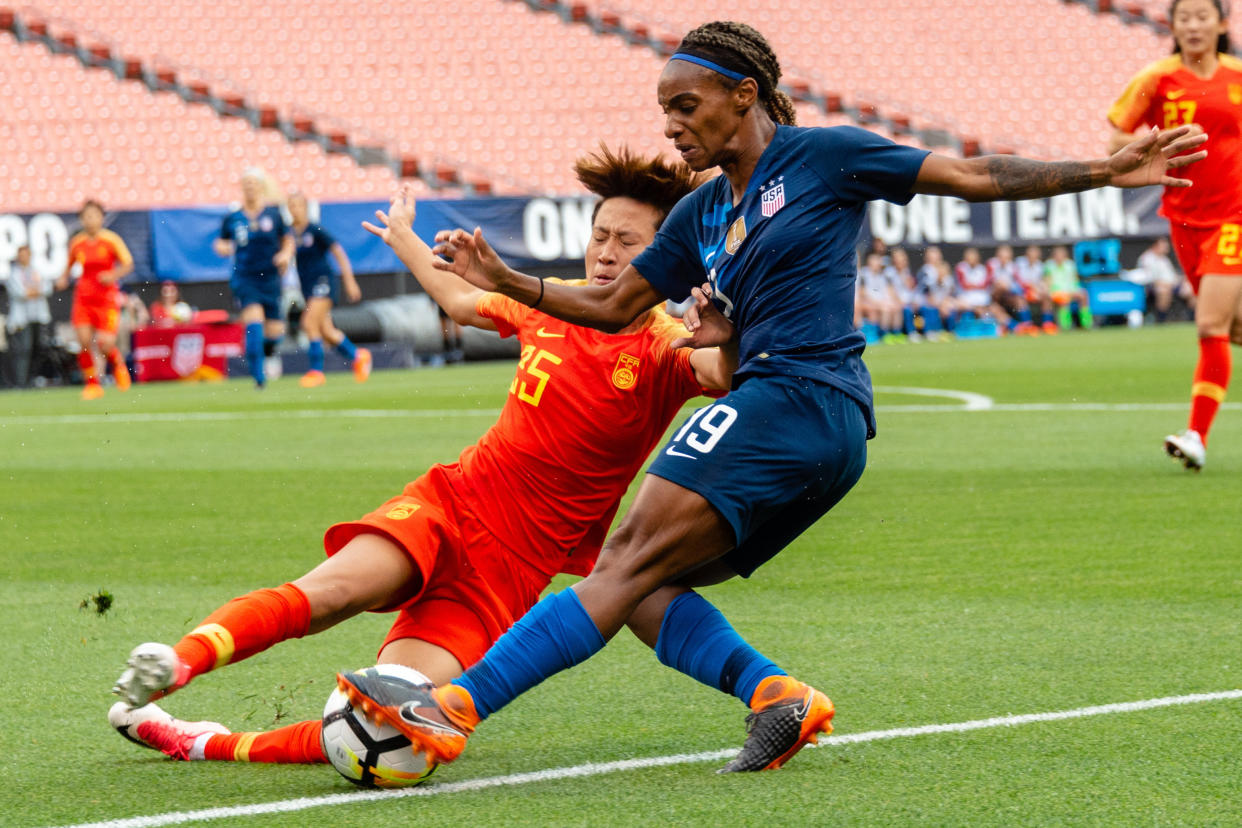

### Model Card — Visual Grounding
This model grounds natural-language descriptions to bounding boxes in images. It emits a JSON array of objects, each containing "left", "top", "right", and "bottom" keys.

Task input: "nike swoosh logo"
[
  {"left": 399, "top": 703, "right": 465, "bottom": 735},
  {"left": 665, "top": 446, "right": 697, "bottom": 460},
  {"left": 536, "top": 328, "right": 565, "bottom": 338},
  {"left": 1225, "top": 257, "right": 1242, "bottom": 265},
  {"left": 1167, "top": 89, "right": 1187, "bottom": 100}
]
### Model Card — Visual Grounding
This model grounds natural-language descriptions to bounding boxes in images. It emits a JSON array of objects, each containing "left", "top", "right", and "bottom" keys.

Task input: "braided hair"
[
  {"left": 1169, "top": 0, "right": 1232, "bottom": 54},
  {"left": 575, "top": 144, "right": 707, "bottom": 228},
  {"left": 676, "top": 21, "right": 797, "bottom": 126}
]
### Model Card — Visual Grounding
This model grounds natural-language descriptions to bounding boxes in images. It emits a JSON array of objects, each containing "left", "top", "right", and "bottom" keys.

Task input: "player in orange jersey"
[
  {"left": 107, "top": 147, "right": 764, "bottom": 767},
  {"left": 55, "top": 200, "right": 134, "bottom": 399},
  {"left": 1109, "top": 0, "right": 1242, "bottom": 470}
]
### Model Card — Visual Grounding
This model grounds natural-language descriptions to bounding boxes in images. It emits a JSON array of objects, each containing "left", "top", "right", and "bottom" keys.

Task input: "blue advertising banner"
[
  {"left": 3, "top": 186, "right": 1170, "bottom": 286},
  {"left": 149, "top": 196, "right": 599, "bottom": 281}
]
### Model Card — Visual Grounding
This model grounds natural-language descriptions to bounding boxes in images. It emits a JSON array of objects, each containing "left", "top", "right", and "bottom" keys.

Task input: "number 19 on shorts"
[{"left": 665, "top": 403, "right": 738, "bottom": 459}]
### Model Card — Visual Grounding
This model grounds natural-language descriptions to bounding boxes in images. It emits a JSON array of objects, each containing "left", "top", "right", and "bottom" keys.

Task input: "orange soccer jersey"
[
  {"left": 455, "top": 282, "right": 711, "bottom": 579},
  {"left": 68, "top": 229, "right": 132, "bottom": 307},
  {"left": 1108, "top": 53, "right": 1242, "bottom": 229}
]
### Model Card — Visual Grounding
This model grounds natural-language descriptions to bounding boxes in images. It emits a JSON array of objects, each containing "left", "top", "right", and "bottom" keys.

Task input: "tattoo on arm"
[{"left": 984, "top": 157, "right": 1100, "bottom": 200}]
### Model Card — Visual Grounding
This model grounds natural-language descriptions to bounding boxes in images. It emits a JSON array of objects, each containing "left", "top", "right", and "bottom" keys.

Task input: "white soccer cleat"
[
  {"left": 264, "top": 354, "right": 283, "bottom": 381},
  {"left": 1164, "top": 429, "right": 1205, "bottom": 471},
  {"left": 112, "top": 642, "right": 180, "bottom": 707},
  {"left": 108, "top": 701, "right": 229, "bottom": 760}
]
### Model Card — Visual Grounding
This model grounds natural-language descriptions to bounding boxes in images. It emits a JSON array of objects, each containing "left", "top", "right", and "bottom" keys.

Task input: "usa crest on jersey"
[{"left": 761, "top": 180, "right": 786, "bottom": 218}]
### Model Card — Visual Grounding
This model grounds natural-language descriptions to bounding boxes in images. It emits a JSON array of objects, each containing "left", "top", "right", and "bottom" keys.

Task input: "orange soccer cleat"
[
  {"left": 718, "top": 675, "right": 835, "bottom": 773},
  {"left": 336, "top": 672, "right": 477, "bottom": 766},
  {"left": 81, "top": 382, "right": 105, "bottom": 400},
  {"left": 299, "top": 370, "right": 326, "bottom": 388},
  {"left": 353, "top": 348, "right": 373, "bottom": 383}
]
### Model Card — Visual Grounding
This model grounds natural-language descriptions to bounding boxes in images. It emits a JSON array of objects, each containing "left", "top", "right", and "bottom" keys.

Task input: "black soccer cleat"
[{"left": 718, "top": 676, "right": 834, "bottom": 773}]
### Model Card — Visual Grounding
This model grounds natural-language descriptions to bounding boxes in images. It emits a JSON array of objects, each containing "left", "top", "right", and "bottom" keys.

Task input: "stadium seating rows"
[
  {"left": 0, "top": 32, "right": 405, "bottom": 210},
  {"left": 1, "top": 0, "right": 1198, "bottom": 212}
]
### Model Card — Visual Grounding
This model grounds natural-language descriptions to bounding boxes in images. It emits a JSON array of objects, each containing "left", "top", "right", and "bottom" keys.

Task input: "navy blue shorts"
[
  {"left": 232, "top": 278, "right": 282, "bottom": 320},
  {"left": 300, "top": 272, "right": 338, "bottom": 305},
  {"left": 647, "top": 375, "right": 868, "bottom": 578}
]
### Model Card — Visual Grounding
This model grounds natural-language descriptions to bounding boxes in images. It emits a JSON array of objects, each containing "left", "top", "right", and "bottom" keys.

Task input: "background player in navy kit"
[
  {"left": 214, "top": 168, "right": 294, "bottom": 387},
  {"left": 341, "top": 21, "right": 1208, "bottom": 775},
  {"left": 286, "top": 192, "right": 371, "bottom": 388}
]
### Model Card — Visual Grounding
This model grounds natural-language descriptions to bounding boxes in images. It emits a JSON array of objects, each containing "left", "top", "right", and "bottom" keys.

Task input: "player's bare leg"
[{"left": 114, "top": 534, "right": 421, "bottom": 707}]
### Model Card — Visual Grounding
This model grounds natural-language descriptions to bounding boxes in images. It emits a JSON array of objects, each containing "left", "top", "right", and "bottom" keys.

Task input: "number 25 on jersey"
[{"left": 510, "top": 344, "right": 561, "bottom": 407}]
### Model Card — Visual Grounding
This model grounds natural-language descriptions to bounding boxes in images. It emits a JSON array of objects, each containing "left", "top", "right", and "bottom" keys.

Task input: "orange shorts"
[
  {"left": 323, "top": 464, "right": 552, "bottom": 669},
  {"left": 1169, "top": 221, "right": 1242, "bottom": 294},
  {"left": 71, "top": 300, "right": 120, "bottom": 333}
]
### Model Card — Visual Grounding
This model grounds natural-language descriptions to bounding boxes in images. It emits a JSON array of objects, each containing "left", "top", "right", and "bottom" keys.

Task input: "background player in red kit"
[
  {"left": 55, "top": 199, "right": 134, "bottom": 400},
  {"left": 1109, "top": 0, "right": 1242, "bottom": 469},
  {"left": 107, "top": 147, "right": 758, "bottom": 765}
]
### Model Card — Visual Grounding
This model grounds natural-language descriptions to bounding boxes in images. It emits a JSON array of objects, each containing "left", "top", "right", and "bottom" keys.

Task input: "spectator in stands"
[
  {"left": 955, "top": 247, "right": 1013, "bottom": 331},
  {"left": 1015, "top": 245, "right": 1058, "bottom": 333},
  {"left": 857, "top": 252, "right": 904, "bottom": 341},
  {"left": 868, "top": 237, "right": 891, "bottom": 267},
  {"left": 5, "top": 244, "right": 52, "bottom": 387},
  {"left": 149, "top": 281, "right": 194, "bottom": 327},
  {"left": 916, "top": 246, "right": 943, "bottom": 295},
  {"left": 1043, "top": 245, "right": 1092, "bottom": 329},
  {"left": 1137, "top": 238, "right": 1193, "bottom": 323},
  {"left": 987, "top": 244, "right": 1037, "bottom": 334},
  {"left": 887, "top": 248, "right": 923, "bottom": 340},
  {"left": 116, "top": 291, "right": 150, "bottom": 361}
]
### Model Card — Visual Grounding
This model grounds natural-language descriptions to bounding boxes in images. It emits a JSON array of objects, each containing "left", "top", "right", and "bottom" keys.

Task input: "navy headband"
[{"left": 669, "top": 52, "right": 747, "bottom": 82}]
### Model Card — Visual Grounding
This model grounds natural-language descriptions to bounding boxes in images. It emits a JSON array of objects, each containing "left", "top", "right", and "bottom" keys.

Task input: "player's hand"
[
  {"left": 54, "top": 277, "right": 69, "bottom": 292},
  {"left": 430, "top": 227, "right": 512, "bottom": 292},
  {"left": 97, "top": 269, "right": 116, "bottom": 284},
  {"left": 272, "top": 249, "right": 292, "bottom": 271},
  {"left": 361, "top": 184, "right": 418, "bottom": 247},
  {"left": 1106, "top": 125, "right": 1208, "bottom": 189},
  {"left": 345, "top": 281, "right": 362, "bottom": 303},
  {"left": 212, "top": 238, "right": 233, "bottom": 258},
  {"left": 672, "top": 283, "right": 735, "bottom": 349}
]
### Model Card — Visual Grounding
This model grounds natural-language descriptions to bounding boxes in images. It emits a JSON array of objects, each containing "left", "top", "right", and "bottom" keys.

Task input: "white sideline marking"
[{"left": 48, "top": 689, "right": 1242, "bottom": 828}]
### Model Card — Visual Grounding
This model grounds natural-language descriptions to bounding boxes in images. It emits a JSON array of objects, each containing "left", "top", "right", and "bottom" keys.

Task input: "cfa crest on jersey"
[
  {"left": 612, "top": 353, "right": 640, "bottom": 390},
  {"left": 725, "top": 216, "right": 748, "bottom": 255},
  {"left": 1230, "top": 83, "right": 1242, "bottom": 105},
  {"left": 385, "top": 501, "right": 421, "bottom": 520}
]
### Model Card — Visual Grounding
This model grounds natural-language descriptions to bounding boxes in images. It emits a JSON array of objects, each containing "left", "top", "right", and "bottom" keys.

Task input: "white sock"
[{"left": 188, "top": 732, "right": 213, "bottom": 761}]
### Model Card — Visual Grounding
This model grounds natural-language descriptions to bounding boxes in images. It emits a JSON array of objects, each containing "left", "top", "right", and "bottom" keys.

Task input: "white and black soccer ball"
[{"left": 321, "top": 664, "right": 439, "bottom": 788}]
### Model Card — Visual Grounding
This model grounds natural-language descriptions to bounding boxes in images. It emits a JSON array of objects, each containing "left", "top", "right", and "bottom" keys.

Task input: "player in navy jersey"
[
  {"left": 214, "top": 168, "right": 294, "bottom": 387},
  {"left": 286, "top": 192, "right": 372, "bottom": 387},
  {"left": 339, "top": 21, "right": 1206, "bottom": 774}
]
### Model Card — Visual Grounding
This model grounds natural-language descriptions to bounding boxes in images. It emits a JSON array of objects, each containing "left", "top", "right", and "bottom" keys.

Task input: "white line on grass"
[{"left": 49, "top": 689, "right": 1242, "bottom": 828}]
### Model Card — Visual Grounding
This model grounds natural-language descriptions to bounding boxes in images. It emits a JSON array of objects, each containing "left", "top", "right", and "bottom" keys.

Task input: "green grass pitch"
[{"left": 3, "top": 323, "right": 1239, "bottom": 827}]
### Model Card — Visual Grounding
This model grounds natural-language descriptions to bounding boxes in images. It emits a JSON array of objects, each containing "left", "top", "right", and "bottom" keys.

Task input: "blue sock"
[
  {"left": 453, "top": 588, "right": 605, "bottom": 720},
  {"left": 334, "top": 335, "right": 357, "bottom": 361},
  {"left": 244, "top": 323, "right": 264, "bottom": 385},
  {"left": 655, "top": 592, "right": 784, "bottom": 705},
  {"left": 263, "top": 336, "right": 282, "bottom": 358},
  {"left": 922, "top": 306, "right": 942, "bottom": 332},
  {"left": 307, "top": 339, "right": 325, "bottom": 373},
  {"left": 1042, "top": 312, "right": 1055, "bottom": 325},
  {"left": 902, "top": 307, "right": 915, "bottom": 334},
  {"left": 1018, "top": 308, "right": 1032, "bottom": 324}
]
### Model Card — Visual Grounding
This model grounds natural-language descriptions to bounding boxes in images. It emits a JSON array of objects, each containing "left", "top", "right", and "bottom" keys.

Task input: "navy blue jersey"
[
  {"left": 220, "top": 205, "right": 288, "bottom": 284},
  {"left": 631, "top": 125, "right": 929, "bottom": 436},
  {"left": 294, "top": 223, "right": 336, "bottom": 281}
]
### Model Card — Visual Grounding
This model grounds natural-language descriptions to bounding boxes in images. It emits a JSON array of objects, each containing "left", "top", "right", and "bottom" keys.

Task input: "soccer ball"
[{"left": 321, "top": 664, "right": 439, "bottom": 788}]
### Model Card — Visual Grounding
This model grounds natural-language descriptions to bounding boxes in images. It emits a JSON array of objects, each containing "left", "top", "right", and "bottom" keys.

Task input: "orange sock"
[
  {"left": 1189, "top": 335, "right": 1231, "bottom": 444},
  {"left": 173, "top": 583, "right": 311, "bottom": 682},
  {"left": 107, "top": 348, "right": 130, "bottom": 386},
  {"left": 77, "top": 349, "right": 97, "bottom": 383},
  {"left": 204, "top": 719, "right": 326, "bottom": 763}
]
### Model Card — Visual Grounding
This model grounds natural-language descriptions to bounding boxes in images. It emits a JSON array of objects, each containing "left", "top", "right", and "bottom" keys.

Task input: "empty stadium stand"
[{"left": 1, "top": 0, "right": 1195, "bottom": 213}]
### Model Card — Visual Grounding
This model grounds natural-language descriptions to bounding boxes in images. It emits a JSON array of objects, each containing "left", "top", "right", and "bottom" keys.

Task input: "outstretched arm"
[
  {"left": 431, "top": 227, "right": 665, "bottom": 333},
  {"left": 676, "top": 285, "right": 738, "bottom": 391},
  {"left": 362, "top": 186, "right": 494, "bottom": 330},
  {"left": 915, "top": 125, "right": 1207, "bottom": 202}
]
